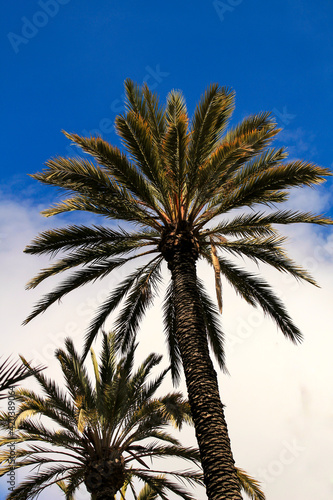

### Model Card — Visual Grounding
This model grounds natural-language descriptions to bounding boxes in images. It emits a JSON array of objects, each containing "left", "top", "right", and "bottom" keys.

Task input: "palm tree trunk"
[
  {"left": 169, "top": 250, "right": 242, "bottom": 500},
  {"left": 88, "top": 488, "right": 115, "bottom": 500}
]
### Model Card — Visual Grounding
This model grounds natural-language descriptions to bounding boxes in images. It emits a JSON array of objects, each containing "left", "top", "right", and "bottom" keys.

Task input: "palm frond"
[
  {"left": 55, "top": 339, "right": 96, "bottom": 410},
  {"left": 82, "top": 256, "right": 161, "bottom": 358},
  {"left": 63, "top": 130, "right": 162, "bottom": 212},
  {"left": 115, "top": 113, "right": 161, "bottom": 190},
  {"left": 189, "top": 113, "right": 279, "bottom": 222},
  {"left": 187, "top": 84, "right": 235, "bottom": 195},
  {"left": 163, "top": 280, "right": 182, "bottom": 385},
  {"left": 133, "top": 470, "right": 202, "bottom": 500},
  {"left": 218, "top": 235, "right": 317, "bottom": 286},
  {"left": 115, "top": 256, "right": 163, "bottom": 353},
  {"left": 19, "top": 357, "right": 76, "bottom": 422},
  {"left": 25, "top": 241, "right": 155, "bottom": 290},
  {"left": 215, "top": 161, "right": 331, "bottom": 214},
  {"left": 203, "top": 209, "right": 333, "bottom": 240},
  {"left": 218, "top": 257, "right": 303, "bottom": 343},
  {"left": 24, "top": 224, "right": 159, "bottom": 257},
  {"left": 210, "top": 236, "right": 223, "bottom": 312},
  {"left": 162, "top": 108, "right": 189, "bottom": 214},
  {"left": 23, "top": 258, "right": 129, "bottom": 324},
  {"left": 237, "top": 468, "right": 265, "bottom": 500},
  {"left": 56, "top": 479, "right": 76, "bottom": 500},
  {"left": 6, "top": 465, "right": 82, "bottom": 500},
  {"left": 196, "top": 278, "right": 226, "bottom": 372},
  {"left": 0, "top": 357, "right": 44, "bottom": 399}
]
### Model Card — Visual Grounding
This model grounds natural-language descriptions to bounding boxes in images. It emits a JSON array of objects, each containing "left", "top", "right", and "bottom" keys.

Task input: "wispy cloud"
[{"left": 277, "top": 127, "right": 318, "bottom": 159}]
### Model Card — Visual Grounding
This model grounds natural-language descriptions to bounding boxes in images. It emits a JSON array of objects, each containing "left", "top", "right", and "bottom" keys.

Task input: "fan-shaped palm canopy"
[
  {"left": 0, "top": 333, "right": 203, "bottom": 500},
  {"left": 24, "top": 80, "right": 332, "bottom": 381}
]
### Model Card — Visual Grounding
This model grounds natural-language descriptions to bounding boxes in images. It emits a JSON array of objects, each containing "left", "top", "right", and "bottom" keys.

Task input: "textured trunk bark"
[
  {"left": 170, "top": 251, "right": 242, "bottom": 500},
  {"left": 90, "top": 492, "right": 115, "bottom": 500},
  {"left": 91, "top": 493, "right": 115, "bottom": 500}
]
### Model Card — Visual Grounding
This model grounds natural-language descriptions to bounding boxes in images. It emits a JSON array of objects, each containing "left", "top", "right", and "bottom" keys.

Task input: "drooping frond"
[
  {"left": 133, "top": 470, "right": 203, "bottom": 500},
  {"left": 152, "top": 393, "right": 192, "bottom": 430},
  {"left": 210, "top": 236, "right": 223, "bottom": 312},
  {"left": 218, "top": 257, "right": 303, "bottom": 343},
  {"left": 237, "top": 468, "right": 265, "bottom": 500},
  {"left": 163, "top": 273, "right": 227, "bottom": 383},
  {"left": 196, "top": 278, "right": 226, "bottom": 372},
  {"left": 218, "top": 235, "right": 317, "bottom": 286},
  {"left": 163, "top": 280, "right": 182, "bottom": 385},
  {"left": 115, "top": 257, "right": 163, "bottom": 353},
  {"left": 23, "top": 258, "right": 131, "bottom": 324},
  {"left": 82, "top": 256, "right": 162, "bottom": 358},
  {"left": 6, "top": 465, "right": 81, "bottom": 500}
]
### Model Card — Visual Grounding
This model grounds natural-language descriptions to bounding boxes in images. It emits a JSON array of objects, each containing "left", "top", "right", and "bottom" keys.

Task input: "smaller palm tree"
[{"left": 0, "top": 333, "right": 203, "bottom": 499}]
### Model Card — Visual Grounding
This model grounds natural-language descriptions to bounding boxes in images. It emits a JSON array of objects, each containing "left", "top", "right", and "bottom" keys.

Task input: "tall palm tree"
[
  {"left": 0, "top": 333, "right": 203, "bottom": 499},
  {"left": 23, "top": 80, "right": 332, "bottom": 499}
]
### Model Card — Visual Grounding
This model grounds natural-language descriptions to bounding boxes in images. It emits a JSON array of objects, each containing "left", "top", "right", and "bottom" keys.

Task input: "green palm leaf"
[
  {"left": 218, "top": 257, "right": 303, "bottom": 343},
  {"left": 0, "top": 358, "right": 43, "bottom": 400}
]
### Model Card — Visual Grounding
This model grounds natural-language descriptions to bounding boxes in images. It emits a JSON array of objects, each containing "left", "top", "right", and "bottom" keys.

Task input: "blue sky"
[
  {"left": 1, "top": 1, "right": 333, "bottom": 499},
  {"left": 1, "top": 0, "right": 333, "bottom": 203}
]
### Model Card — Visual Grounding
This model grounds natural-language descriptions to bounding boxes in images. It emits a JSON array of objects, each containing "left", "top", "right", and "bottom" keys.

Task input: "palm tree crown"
[
  {"left": 0, "top": 333, "right": 203, "bottom": 499},
  {"left": 24, "top": 80, "right": 331, "bottom": 373},
  {"left": 23, "top": 80, "right": 332, "bottom": 499}
]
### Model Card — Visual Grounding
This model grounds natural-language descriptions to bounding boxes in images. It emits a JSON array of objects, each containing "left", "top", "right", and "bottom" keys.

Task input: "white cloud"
[
  {"left": 276, "top": 127, "right": 318, "bottom": 159},
  {"left": 1, "top": 193, "right": 333, "bottom": 499}
]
